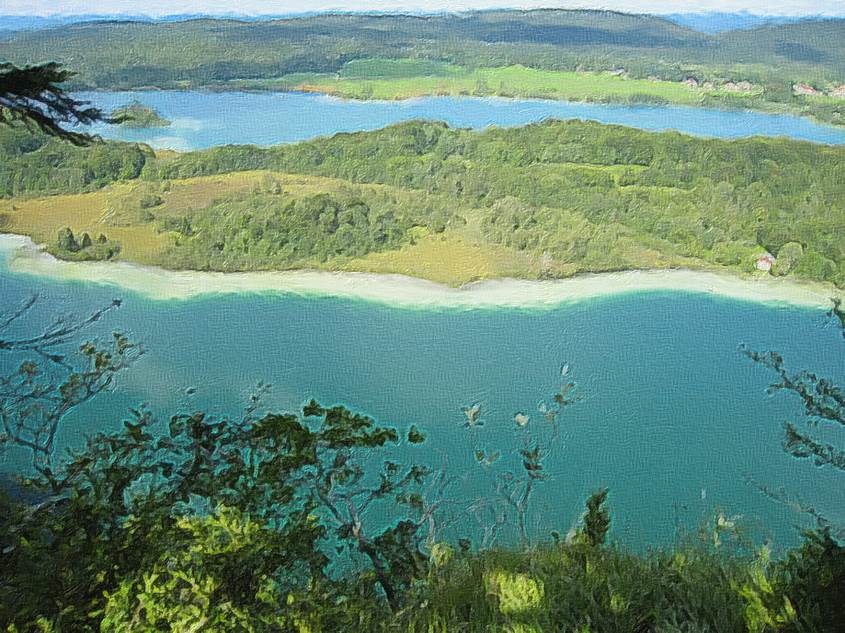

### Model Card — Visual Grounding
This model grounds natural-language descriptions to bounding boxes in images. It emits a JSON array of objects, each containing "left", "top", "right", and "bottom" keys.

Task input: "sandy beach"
[{"left": 1, "top": 233, "right": 840, "bottom": 310}]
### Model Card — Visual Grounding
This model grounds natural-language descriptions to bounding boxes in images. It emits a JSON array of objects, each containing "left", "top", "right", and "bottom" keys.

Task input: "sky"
[{"left": 1, "top": 0, "right": 844, "bottom": 17}]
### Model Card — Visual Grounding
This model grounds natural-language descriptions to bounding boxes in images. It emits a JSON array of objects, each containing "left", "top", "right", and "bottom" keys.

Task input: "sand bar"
[{"left": 1, "top": 234, "right": 840, "bottom": 310}]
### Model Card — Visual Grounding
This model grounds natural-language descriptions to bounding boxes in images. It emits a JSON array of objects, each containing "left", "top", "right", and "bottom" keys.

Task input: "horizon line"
[{"left": 2, "top": 7, "right": 845, "bottom": 19}]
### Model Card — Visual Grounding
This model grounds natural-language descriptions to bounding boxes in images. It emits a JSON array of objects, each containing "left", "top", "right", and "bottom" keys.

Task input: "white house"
[{"left": 755, "top": 253, "right": 776, "bottom": 272}]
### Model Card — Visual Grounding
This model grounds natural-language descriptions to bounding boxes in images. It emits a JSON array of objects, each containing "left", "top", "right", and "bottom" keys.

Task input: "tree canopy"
[{"left": 0, "top": 62, "right": 105, "bottom": 145}]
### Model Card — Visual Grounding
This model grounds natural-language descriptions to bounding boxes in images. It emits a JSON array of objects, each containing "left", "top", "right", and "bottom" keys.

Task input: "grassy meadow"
[
  {"left": 0, "top": 170, "right": 534, "bottom": 285},
  {"left": 296, "top": 64, "right": 719, "bottom": 104}
]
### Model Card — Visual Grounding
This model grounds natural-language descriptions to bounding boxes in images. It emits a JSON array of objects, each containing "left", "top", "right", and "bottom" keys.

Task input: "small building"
[
  {"left": 755, "top": 253, "right": 776, "bottom": 272},
  {"left": 723, "top": 80, "right": 754, "bottom": 93},
  {"left": 793, "top": 83, "right": 821, "bottom": 96},
  {"left": 830, "top": 85, "right": 845, "bottom": 98},
  {"left": 684, "top": 77, "right": 700, "bottom": 88}
]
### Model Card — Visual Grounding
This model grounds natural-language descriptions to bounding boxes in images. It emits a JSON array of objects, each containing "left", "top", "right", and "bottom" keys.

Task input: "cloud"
[{"left": 2, "top": 0, "right": 845, "bottom": 17}]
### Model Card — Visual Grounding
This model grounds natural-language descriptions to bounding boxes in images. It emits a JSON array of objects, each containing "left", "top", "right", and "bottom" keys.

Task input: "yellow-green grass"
[
  {"left": 0, "top": 187, "right": 170, "bottom": 265},
  {"left": 1, "top": 171, "right": 522, "bottom": 285},
  {"left": 298, "top": 65, "right": 725, "bottom": 105},
  {"left": 337, "top": 229, "right": 536, "bottom": 286}
]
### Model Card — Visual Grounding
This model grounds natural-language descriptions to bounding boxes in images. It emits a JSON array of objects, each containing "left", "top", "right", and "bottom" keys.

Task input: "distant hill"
[
  {"left": 718, "top": 19, "right": 845, "bottom": 73},
  {"left": 0, "top": 10, "right": 842, "bottom": 89},
  {"left": 0, "top": 13, "right": 311, "bottom": 33},
  {"left": 664, "top": 12, "right": 812, "bottom": 34}
]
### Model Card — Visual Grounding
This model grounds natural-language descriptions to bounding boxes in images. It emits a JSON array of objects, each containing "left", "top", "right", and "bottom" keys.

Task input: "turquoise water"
[
  {"left": 5, "top": 91, "right": 844, "bottom": 549},
  {"left": 78, "top": 91, "right": 845, "bottom": 150},
  {"left": 1, "top": 249, "right": 842, "bottom": 549}
]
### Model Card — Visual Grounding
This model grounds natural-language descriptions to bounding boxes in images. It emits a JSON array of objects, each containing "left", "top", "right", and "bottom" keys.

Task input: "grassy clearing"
[
  {"left": 0, "top": 189, "right": 170, "bottom": 265},
  {"left": 338, "top": 229, "right": 536, "bottom": 286},
  {"left": 297, "top": 65, "right": 722, "bottom": 105},
  {"left": 1, "top": 171, "right": 508, "bottom": 284}
]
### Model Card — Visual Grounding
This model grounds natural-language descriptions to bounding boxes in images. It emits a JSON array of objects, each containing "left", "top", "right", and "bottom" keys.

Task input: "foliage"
[
  {"left": 465, "top": 365, "right": 578, "bottom": 549},
  {"left": 143, "top": 119, "right": 845, "bottom": 286},
  {"left": 576, "top": 488, "right": 611, "bottom": 547},
  {"left": 0, "top": 62, "right": 104, "bottom": 145},
  {"left": 399, "top": 531, "right": 845, "bottom": 633},
  {"left": 772, "top": 528, "right": 845, "bottom": 633},
  {"left": 0, "top": 359, "right": 443, "bottom": 628},
  {"left": 0, "top": 297, "right": 139, "bottom": 488},
  {"left": 0, "top": 124, "right": 150, "bottom": 197},
  {"left": 742, "top": 347, "right": 844, "bottom": 473},
  {"left": 51, "top": 227, "right": 121, "bottom": 261},
  {"left": 158, "top": 190, "right": 419, "bottom": 270},
  {"left": 109, "top": 100, "right": 171, "bottom": 128}
]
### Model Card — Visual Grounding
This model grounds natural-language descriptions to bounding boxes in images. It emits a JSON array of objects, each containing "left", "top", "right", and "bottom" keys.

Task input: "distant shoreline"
[
  {"left": 73, "top": 84, "right": 845, "bottom": 134},
  {"left": 1, "top": 234, "right": 839, "bottom": 310}
]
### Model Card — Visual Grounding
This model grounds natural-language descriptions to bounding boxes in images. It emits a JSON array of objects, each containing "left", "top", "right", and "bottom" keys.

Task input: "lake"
[
  {"left": 2, "top": 90, "right": 843, "bottom": 551},
  {"left": 78, "top": 90, "right": 845, "bottom": 150},
  {"left": 1, "top": 241, "right": 843, "bottom": 549}
]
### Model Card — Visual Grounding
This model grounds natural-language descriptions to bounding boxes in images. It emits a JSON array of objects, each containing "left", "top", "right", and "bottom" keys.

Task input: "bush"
[{"left": 773, "top": 241, "right": 803, "bottom": 276}]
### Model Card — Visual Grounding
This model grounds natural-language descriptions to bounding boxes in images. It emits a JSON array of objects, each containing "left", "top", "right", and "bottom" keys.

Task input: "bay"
[{"left": 78, "top": 91, "right": 845, "bottom": 150}]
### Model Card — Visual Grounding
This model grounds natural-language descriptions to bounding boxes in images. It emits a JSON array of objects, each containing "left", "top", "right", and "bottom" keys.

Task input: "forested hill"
[
  {"left": 1, "top": 10, "right": 843, "bottom": 89},
  {"left": 2, "top": 120, "right": 843, "bottom": 287}
]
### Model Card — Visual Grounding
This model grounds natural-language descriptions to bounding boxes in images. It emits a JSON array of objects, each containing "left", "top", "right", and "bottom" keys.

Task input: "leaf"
[{"left": 407, "top": 425, "right": 426, "bottom": 444}]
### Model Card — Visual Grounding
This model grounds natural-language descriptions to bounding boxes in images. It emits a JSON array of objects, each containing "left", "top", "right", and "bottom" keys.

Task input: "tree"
[
  {"left": 0, "top": 390, "right": 446, "bottom": 628},
  {"left": 744, "top": 300, "right": 845, "bottom": 533},
  {"left": 466, "top": 364, "right": 579, "bottom": 549},
  {"left": 0, "top": 62, "right": 104, "bottom": 145},
  {"left": 577, "top": 488, "right": 611, "bottom": 547},
  {"left": 56, "top": 227, "right": 79, "bottom": 252},
  {"left": 0, "top": 297, "right": 141, "bottom": 489}
]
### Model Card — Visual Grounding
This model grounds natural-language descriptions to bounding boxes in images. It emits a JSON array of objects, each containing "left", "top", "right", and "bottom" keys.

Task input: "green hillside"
[
  {"left": 3, "top": 120, "right": 843, "bottom": 287},
  {"left": 1, "top": 10, "right": 843, "bottom": 89}
]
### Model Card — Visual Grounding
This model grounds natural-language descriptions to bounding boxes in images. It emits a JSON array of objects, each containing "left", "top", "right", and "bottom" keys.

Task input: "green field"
[
  {"left": 298, "top": 64, "right": 720, "bottom": 104},
  {"left": 234, "top": 60, "right": 836, "bottom": 125}
]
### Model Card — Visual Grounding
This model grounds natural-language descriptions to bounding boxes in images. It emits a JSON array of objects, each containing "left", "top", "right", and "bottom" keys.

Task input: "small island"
[{"left": 110, "top": 100, "right": 171, "bottom": 128}]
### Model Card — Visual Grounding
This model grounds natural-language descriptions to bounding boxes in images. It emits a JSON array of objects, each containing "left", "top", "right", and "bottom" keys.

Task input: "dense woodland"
[{"left": 0, "top": 125, "right": 149, "bottom": 196}]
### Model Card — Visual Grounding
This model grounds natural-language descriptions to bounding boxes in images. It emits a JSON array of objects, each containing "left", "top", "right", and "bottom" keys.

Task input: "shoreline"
[{"left": 1, "top": 234, "right": 840, "bottom": 310}]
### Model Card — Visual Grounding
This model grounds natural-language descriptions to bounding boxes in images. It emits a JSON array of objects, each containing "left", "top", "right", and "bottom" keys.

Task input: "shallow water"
[
  {"left": 78, "top": 91, "right": 845, "bottom": 150},
  {"left": 1, "top": 245, "right": 842, "bottom": 549}
]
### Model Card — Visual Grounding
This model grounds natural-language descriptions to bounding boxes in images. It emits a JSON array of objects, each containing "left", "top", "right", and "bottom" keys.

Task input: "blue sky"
[{"left": 2, "top": 0, "right": 844, "bottom": 16}]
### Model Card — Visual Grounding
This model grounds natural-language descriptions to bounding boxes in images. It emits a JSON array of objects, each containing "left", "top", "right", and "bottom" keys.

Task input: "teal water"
[
  {"left": 5, "top": 91, "right": 844, "bottom": 549},
  {"left": 77, "top": 91, "right": 845, "bottom": 150},
  {"left": 1, "top": 248, "right": 842, "bottom": 549}
]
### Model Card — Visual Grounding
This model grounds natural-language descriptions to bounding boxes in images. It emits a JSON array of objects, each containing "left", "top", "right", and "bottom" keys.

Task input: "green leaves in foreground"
[{"left": 0, "top": 397, "right": 436, "bottom": 630}]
